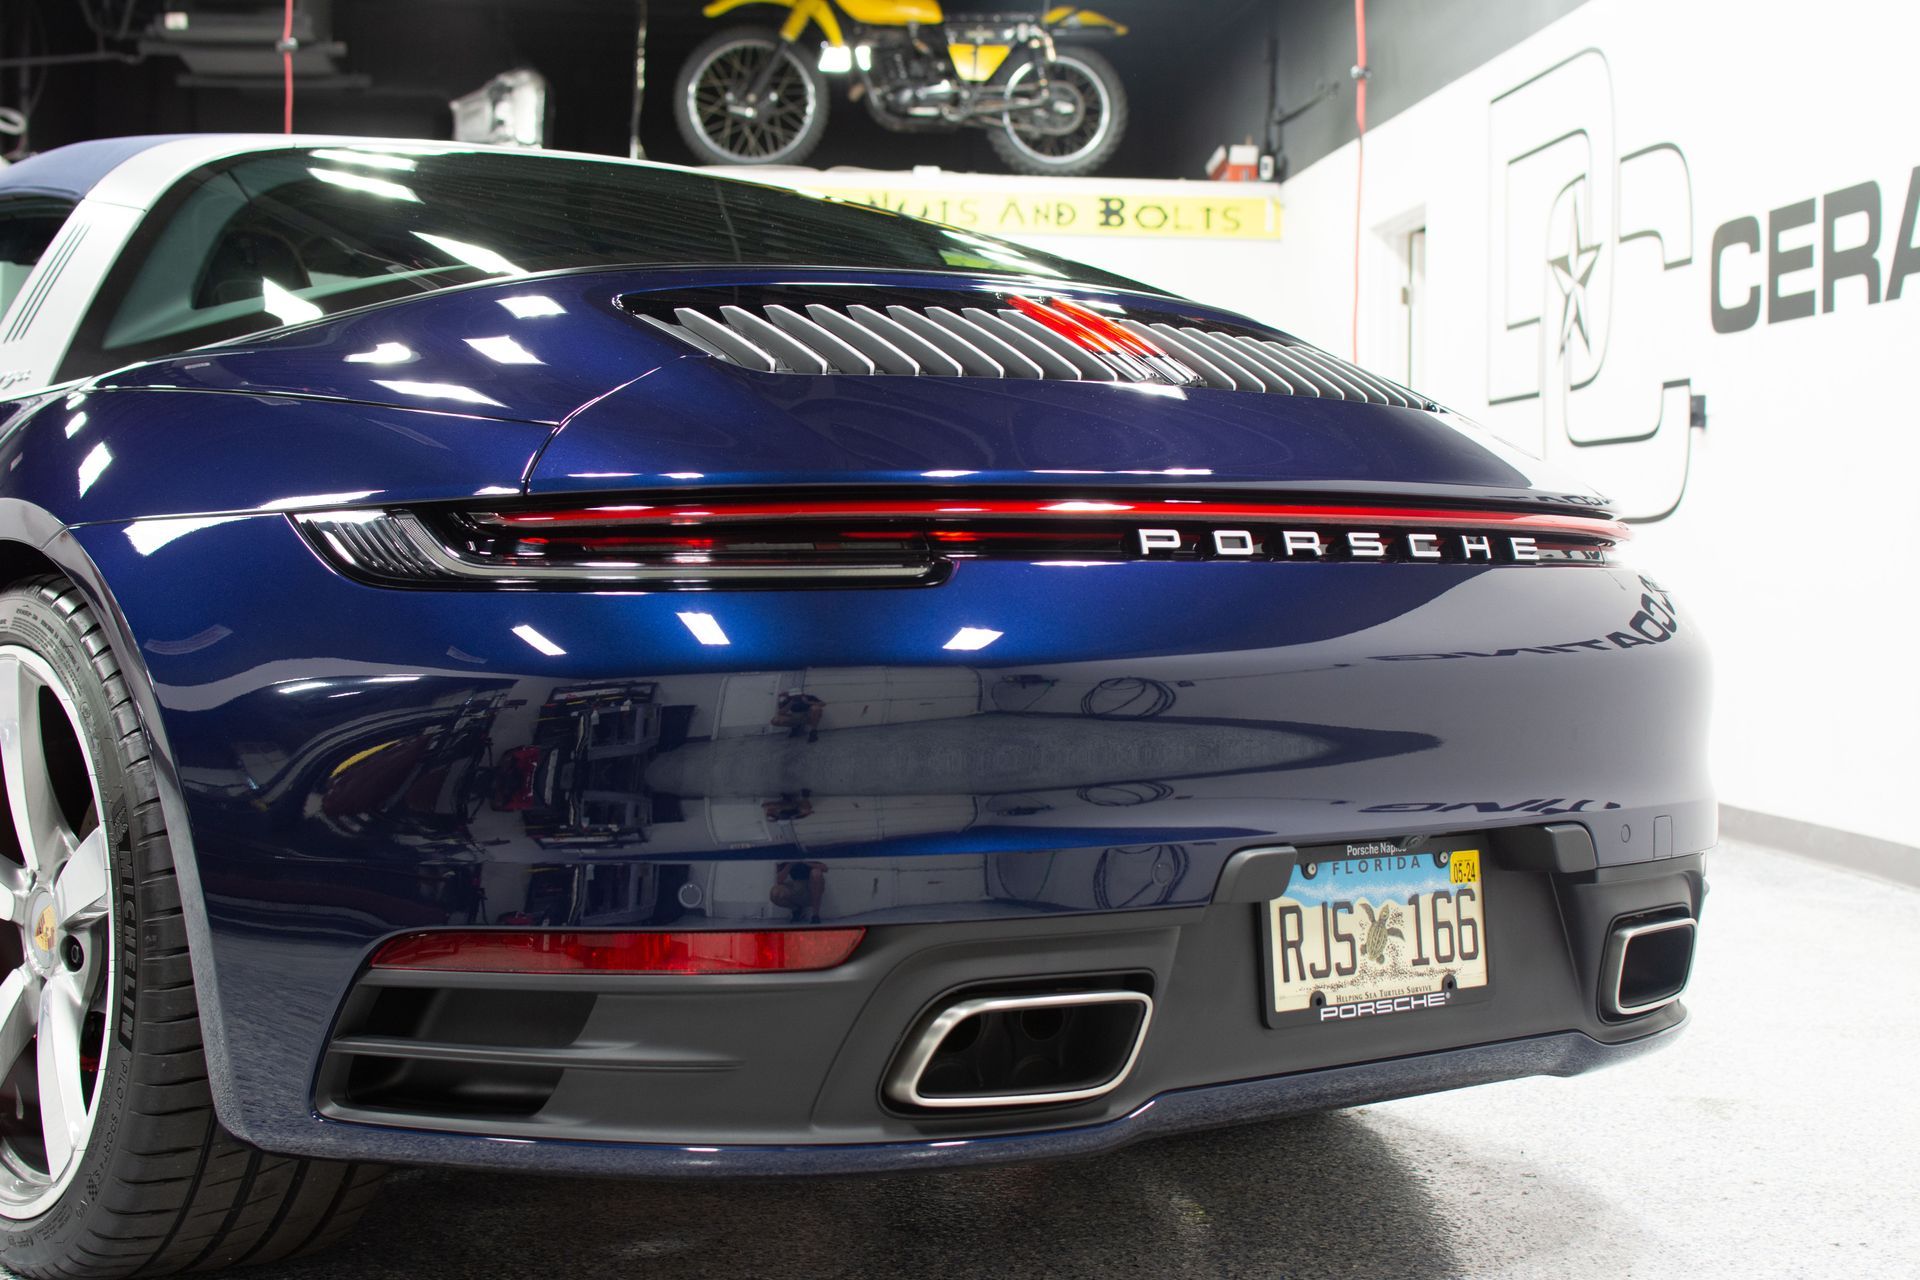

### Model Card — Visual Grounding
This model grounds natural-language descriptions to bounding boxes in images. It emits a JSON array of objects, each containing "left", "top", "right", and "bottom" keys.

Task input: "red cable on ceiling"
[
  {"left": 1351, "top": 0, "right": 1368, "bottom": 362},
  {"left": 281, "top": 0, "right": 295, "bottom": 133}
]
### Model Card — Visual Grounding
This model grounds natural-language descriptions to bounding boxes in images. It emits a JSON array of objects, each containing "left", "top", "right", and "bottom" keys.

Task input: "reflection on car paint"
[{"left": 186, "top": 660, "right": 1439, "bottom": 934}]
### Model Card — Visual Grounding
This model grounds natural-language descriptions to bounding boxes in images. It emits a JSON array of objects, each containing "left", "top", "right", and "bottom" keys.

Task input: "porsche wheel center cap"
[{"left": 27, "top": 891, "right": 58, "bottom": 972}]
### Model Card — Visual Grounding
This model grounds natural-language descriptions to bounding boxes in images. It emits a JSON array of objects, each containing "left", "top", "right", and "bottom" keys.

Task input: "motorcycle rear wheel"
[
  {"left": 988, "top": 49, "right": 1128, "bottom": 177},
  {"left": 674, "top": 26, "right": 830, "bottom": 167}
]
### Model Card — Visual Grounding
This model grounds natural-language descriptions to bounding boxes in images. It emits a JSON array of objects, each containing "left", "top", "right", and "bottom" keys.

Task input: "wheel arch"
[{"left": 0, "top": 500, "right": 246, "bottom": 1142}]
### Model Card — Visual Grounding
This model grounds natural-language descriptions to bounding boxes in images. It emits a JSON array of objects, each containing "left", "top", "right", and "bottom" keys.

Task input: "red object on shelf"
[
  {"left": 491, "top": 745, "right": 543, "bottom": 811},
  {"left": 1206, "top": 143, "right": 1262, "bottom": 181}
]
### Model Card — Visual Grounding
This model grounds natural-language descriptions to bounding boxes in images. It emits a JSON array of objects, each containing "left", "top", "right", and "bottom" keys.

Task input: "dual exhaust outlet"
[{"left": 885, "top": 911, "right": 1693, "bottom": 1109}]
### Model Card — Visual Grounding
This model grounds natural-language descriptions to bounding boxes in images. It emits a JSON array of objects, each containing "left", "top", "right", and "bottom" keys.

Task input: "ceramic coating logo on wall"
[{"left": 1486, "top": 49, "right": 1699, "bottom": 521}]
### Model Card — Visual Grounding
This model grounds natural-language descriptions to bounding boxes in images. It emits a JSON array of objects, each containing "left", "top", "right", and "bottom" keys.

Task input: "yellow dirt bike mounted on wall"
[{"left": 674, "top": 1, "right": 1132, "bottom": 175}]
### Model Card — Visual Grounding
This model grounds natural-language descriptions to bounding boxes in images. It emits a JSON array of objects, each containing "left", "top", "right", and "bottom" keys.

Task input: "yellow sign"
[
  {"left": 1449, "top": 849, "right": 1482, "bottom": 885},
  {"left": 800, "top": 184, "right": 1284, "bottom": 241}
]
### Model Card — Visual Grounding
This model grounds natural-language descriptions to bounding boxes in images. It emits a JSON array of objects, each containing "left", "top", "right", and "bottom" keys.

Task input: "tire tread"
[{"left": 0, "top": 577, "right": 384, "bottom": 1280}]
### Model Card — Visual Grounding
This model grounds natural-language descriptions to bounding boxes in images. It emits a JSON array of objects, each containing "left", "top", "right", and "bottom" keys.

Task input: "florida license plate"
[{"left": 1263, "top": 845, "right": 1489, "bottom": 1024}]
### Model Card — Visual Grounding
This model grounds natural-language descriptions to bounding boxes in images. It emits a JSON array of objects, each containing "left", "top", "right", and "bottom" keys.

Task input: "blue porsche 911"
[{"left": 0, "top": 136, "right": 1710, "bottom": 1277}]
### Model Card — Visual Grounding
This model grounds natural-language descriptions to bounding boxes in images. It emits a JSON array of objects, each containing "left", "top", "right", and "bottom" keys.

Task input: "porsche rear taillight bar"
[
  {"left": 295, "top": 496, "right": 1626, "bottom": 590},
  {"left": 298, "top": 508, "right": 936, "bottom": 585},
  {"left": 466, "top": 498, "right": 1630, "bottom": 541}
]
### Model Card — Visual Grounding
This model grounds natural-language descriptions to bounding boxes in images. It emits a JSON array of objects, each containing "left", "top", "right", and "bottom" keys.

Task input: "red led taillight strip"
[
  {"left": 475, "top": 499, "right": 1630, "bottom": 543},
  {"left": 370, "top": 928, "right": 865, "bottom": 974},
  {"left": 1008, "top": 296, "right": 1192, "bottom": 383},
  {"left": 1008, "top": 295, "right": 1122, "bottom": 353},
  {"left": 1047, "top": 297, "right": 1169, "bottom": 360}
]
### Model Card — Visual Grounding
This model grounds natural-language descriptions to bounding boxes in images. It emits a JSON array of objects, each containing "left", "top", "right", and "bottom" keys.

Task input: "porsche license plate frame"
[{"left": 1260, "top": 843, "right": 1492, "bottom": 1028}]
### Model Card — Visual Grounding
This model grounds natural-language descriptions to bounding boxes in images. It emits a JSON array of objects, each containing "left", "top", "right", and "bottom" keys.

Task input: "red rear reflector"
[{"left": 369, "top": 928, "right": 865, "bottom": 974}]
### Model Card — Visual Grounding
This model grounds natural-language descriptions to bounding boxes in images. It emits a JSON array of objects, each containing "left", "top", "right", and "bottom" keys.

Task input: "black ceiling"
[{"left": 5, "top": 0, "right": 1283, "bottom": 178}]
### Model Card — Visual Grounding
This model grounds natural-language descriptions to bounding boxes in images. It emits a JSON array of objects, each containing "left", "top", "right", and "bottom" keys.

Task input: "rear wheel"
[
  {"left": 675, "top": 26, "right": 830, "bottom": 166},
  {"left": 988, "top": 49, "right": 1128, "bottom": 176},
  {"left": 0, "top": 576, "right": 384, "bottom": 1279}
]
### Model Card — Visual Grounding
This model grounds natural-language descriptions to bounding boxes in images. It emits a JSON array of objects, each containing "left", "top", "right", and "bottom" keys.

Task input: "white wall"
[{"left": 1242, "top": 0, "right": 1920, "bottom": 846}]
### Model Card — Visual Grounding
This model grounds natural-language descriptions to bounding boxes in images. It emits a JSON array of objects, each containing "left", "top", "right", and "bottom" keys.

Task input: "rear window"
[{"left": 61, "top": 146, "right": 1146, "bottom": 379}]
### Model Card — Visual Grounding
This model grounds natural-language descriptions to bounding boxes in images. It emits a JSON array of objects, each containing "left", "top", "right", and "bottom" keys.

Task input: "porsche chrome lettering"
[
  {"left": 1136, "top": 527, "right": 1544, "bottom": 562},
  {"left": 1319, "top": 990, "right": 1453, "bottom": 1021}
]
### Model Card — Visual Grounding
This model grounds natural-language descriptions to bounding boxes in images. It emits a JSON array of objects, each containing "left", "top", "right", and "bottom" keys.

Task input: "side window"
[{"left": 0, "top": 198, "right": 75, "bottom": 323}]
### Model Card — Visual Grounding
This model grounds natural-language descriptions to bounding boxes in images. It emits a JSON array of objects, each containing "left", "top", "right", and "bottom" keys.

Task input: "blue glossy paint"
[
  {"left": 65, "top": 498, "right": 1709, "bottom": 1157},
  {"left": 89, "top": 267, "right": 672, "bottom": 427},
  {"left": 5, "top": 388, "right": 550, "bottom": 526},
  {"left": 11, "top": 267, "right": 1608, "bottom": 526},
  {"left": 0, "top": 249, "right": 1710, "bottom": 1173},
  {"left": 529, "top": 351, "right": 1558, "bottom": 501}
]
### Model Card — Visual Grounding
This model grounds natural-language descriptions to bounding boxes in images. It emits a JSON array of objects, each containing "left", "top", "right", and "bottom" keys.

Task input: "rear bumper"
[
  {"left": 65, "top": 513, "right": 1713, "bottom": 1170},
  {"left": 293, "top": 1024, "right": 1684, "bottom": 1178},
  {"left": 293, "top": 849, "right": 1702, "bottom": 1168}
]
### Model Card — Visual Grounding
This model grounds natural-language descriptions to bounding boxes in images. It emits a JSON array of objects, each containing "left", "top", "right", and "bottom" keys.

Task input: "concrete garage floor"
[{"left": 24, "top": 839, "right": 1919, "bottom": 1279}]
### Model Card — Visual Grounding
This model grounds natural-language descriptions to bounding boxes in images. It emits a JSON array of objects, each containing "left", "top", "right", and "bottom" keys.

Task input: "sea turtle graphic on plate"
[{"left": 1358, "top": 900, "right": 1406, "bottom": 965}]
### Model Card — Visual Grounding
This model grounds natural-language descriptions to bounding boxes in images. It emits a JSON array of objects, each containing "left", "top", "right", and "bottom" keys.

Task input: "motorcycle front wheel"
[
  {"left": 988, "top": 48, "right": 1129, "bottom": 177},
  {"left": 674, "top": 26, "right": 830, "bottom": 166}
]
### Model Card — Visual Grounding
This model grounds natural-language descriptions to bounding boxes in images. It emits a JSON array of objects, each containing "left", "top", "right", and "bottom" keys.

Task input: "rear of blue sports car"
[{"left": 20, "top": 147, "right": 1710, "bottom": 1192}]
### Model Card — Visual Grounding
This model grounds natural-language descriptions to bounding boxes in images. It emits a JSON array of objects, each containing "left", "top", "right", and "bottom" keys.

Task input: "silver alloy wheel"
[
  {"left": 684, "top": 37, "right": 820, "bottom": 162},
  {"left": 999, "top": 54, "right": 1115, "bottom": 167},
  {"left": 0, "top": 646, "right": 115, "bottom": 1220}
]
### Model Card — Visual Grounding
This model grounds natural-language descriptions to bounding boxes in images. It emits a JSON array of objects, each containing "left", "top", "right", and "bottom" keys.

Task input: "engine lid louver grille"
[{"left": 623, "top": 288, "right": 1434, "bottom": 409}]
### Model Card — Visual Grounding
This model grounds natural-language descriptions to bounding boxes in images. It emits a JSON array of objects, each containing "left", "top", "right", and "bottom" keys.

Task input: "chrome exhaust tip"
[
  {"left": 1601, "top": 913, "right": 1697, "bottom": 1018},
  {"left": 885, "top": 989, "right": 1153, "bottom": 1110}
]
